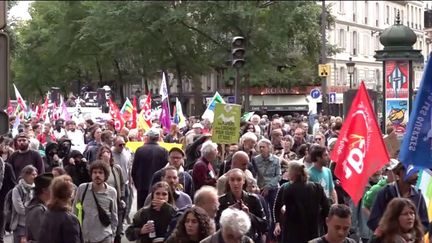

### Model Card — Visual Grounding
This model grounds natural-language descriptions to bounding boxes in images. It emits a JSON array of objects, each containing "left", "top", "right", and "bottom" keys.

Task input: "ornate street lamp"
[
  {"left": 346, "top": 57, "right": 355, "bottom": 89},
  {"left": 374, "top": 11, "right": 423, "bottom": 133}
]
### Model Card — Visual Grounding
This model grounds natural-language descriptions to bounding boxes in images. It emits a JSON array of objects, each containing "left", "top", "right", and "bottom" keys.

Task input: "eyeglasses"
[
  {"left": 315, "top": 138, "right": 322, "bottom": 141},
  {"left": 117, "top": 143, "right": 125, "bottom": 147}
]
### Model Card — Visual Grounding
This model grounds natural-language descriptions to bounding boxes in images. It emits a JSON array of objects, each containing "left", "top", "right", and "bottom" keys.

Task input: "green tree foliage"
[{"left": 11, "top": 1, "right": 334, "bottom": 103}]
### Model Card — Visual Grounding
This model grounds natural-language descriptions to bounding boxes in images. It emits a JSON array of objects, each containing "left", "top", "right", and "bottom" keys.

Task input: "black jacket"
[
  {"left": 38, "top": 209, "right": 83, "bottom": 243},
  {"left": 0, "top": 161, "right": 16, "bottom": 204},
  {"left": 131, "top": 141, "right": 168, "bottom": 192},
  {"left": 217, "top": 191, "right": 267, "bottom": 243},
  {"left": 125, "top": 203, "right": 176, "bottom": 243},
  {"left": 64, "top": 162, "right": 91, "bottom": 187},
  {"left": 26, "top": 198, "right": 47, "bottom": 243},
  {"left": 273, "top": 181, "right": 330, "bottom": 243}
]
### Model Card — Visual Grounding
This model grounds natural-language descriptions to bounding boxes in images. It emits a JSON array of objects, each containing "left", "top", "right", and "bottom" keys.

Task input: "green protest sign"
[{"left": 212, "top": 103, "right": 241, "bottom": 144}]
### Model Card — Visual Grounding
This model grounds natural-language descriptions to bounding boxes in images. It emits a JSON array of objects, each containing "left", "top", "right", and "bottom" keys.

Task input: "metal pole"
[
  {"left": 408, "top": 60, "right": 413, "bottom": 116},
  {"left": 244, "top": 74, "right": 250, "bottom": 111},
  {"left": 320, "top": 0, "right": 328, "bottom": 114},
  {"left": 381, "top": 61, "right": 386, "bottom": 133},
  {"left": 349, "top": 74, "right": 353, "bottom": 89},
  {"left": 235, "top": 67, "right": 241, "bottom": 105}
]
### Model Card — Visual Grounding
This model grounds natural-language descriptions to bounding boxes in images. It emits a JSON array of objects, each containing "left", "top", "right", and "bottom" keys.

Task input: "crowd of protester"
[{"left": 0, "top": 112, "right": 427, "bottom": 243}]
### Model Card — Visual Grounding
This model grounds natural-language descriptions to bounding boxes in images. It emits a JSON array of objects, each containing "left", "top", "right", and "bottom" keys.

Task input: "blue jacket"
[{"left": 367, "top": 182, "right": 429, "bottom": 232}]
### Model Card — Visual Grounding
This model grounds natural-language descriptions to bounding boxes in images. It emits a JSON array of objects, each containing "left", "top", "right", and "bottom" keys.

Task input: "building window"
[
  {"left": 353, "top": 1, "right": 357, "bottom": 22},
  {"left": 353, "top": 67, "right": 358, "bottom": 87},
  {"left": 386, "top": 5, "right": 390, "bottom": 24},
  {"left": 411, "top": 6, "right": 414, "bottom": 27},
  {"left": 338, "top": 29, "right": 346, "bottom": 49},
  {"left": 401, "top": 10, "right": 404, "bottom": 24},
  {"left": 352, "top": 31, "right": 358, "bottom": 55},
  {"left": 363, "top": 34, "right": 370, "bottom": 55},
  {"left": 339, "top": 0, "right": 344, "bottom": 13},
  {"left": 364, "top": 1, "right": 368, "bottom": 24},
  {"left": 375, "top": 3, "right": 379, "bottom": 26},
  {"left": 375, "top": 36, "right": 380, "bottom": 50},
  {"left": 375, "top": 69, "right": 380, "bottom": 84},
  {"left": 340, "top": 67, "right": 346, "bottom": 85}
]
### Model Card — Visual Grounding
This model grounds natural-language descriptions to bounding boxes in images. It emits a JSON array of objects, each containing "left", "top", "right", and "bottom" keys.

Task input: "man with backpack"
[
  {"left": 367, "top": 162, "right": 429, "bottom": 233},
  {"left": 0, "top": 157, "right": 16, "bottom": 243},
  {"left": 73, "top": 161, "right": 118, "bottom": 243}
]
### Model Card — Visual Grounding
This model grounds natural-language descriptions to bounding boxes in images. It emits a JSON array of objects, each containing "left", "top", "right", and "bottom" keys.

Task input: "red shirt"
[{"left": 37, "top": 133, "right": 56, "bottom": 145}]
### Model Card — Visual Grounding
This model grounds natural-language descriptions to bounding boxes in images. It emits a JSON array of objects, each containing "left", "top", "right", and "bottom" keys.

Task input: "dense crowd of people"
[{"left": 0, "top": 112, "right": 427, "bottom": 243}]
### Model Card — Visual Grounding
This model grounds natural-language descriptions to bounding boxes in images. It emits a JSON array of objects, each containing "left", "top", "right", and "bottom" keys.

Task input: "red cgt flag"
[
  {"left": 108, "top": 98, "right": 124, "bottom": 131},
  {"left": 330, "top": 82, "right": 390, "bottom": 205}
]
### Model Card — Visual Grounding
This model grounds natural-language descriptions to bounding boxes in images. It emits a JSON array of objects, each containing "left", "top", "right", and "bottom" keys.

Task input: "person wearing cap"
[
  {"left": 367, "top": 162, "right": 429, "bottom": 234},
  {"left": 8, "top": 133, "right": 44, "bottom": 177},
  {"left": 132, "top": 127, "right": 168, "bottom": 209},
  {"left": 25, "top": 173, "right": 54, "bottom": 243},
  {"left": 184, "top": 123, "right": 203, "bottom": 147},
  {"left": 150, "top": 147, "right": 194, "bottom": 199}
]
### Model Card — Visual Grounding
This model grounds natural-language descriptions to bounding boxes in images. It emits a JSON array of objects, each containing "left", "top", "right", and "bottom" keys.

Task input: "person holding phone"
[{"left": 216, "top": 169, "right": 267, "bottom": 243}]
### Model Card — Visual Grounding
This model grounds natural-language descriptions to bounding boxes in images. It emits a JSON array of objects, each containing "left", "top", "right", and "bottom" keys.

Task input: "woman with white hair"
[
  {"left": 200, "top": 208, "right": 254, "bottom": 243},
  {"left": 192, "top": 140, "right": 218, "bottom": 190}
]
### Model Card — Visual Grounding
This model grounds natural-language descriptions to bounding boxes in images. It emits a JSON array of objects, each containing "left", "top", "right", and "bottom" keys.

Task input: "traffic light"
[
  {"left": 231, "top": 36, "right": 245, "bottom": 68},
  {"left": 0, "top": 1, "right": 8, "bottom": 135}
]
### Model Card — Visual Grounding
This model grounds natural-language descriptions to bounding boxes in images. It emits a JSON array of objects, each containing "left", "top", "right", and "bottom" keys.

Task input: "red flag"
[
  {"left": 6, "top": 98, "right": 13, "bottom": 115},
  {"left": 108, "top": 98, "right": 124, "bottom": 131},
  {"left": 330, "top": 82, "right": 390, "bottom": 205},
  {"left": 131, "top": 96, "right": 137, "bottom": 129},
  {"left": 38, "top": 97, "right": 49, "bottom": 121}
]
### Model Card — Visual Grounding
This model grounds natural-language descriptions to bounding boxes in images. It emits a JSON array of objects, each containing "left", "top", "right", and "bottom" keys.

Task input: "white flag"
[{"left": 159, "top": 72, "right": 169, "bottom": 101}]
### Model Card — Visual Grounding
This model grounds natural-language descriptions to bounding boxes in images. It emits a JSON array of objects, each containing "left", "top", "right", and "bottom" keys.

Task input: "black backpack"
[{"left": 3, "top": 186, "right": 24, "bottom": 232}]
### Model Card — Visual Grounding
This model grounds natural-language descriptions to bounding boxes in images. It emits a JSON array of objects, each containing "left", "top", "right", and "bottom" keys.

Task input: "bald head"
[{"left": 231, "top": 151, "right": 249, "bottom": 171}]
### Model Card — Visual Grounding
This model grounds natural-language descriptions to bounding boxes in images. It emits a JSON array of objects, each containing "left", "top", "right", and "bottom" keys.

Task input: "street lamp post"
[{"left": 346, "top": 57, "right": 355, "bottom": 89}]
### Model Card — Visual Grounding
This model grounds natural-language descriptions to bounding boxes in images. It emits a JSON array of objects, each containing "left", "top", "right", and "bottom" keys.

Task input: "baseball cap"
[
  {"left": 169, "top": 147, "right": 185, "bottom": 157},
  {"left": 145, "top": 127, "right": 160, "bottom": 138}
]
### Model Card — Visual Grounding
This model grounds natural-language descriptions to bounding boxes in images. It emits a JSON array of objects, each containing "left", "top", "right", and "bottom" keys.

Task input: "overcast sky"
[{"left": 9, "top": 1, "right": 32, "bottom": 21}]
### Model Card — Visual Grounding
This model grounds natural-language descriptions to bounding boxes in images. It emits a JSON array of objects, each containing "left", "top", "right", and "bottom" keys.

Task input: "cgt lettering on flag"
[{"left": 331, "top": 82, "right": 390, "bottom": 205}]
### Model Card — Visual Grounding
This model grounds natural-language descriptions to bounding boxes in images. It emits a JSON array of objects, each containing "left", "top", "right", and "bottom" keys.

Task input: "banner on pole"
[{"left": 212, "top": 103, "right": 241, "bottom": 144}]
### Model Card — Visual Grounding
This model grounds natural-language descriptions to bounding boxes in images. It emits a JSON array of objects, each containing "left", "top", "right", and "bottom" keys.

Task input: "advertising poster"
[
  {"left": 385, "top": 61, "right": 409, "bottom": 99},
  {"left": 386, "top": 99, "right": 408, "bottom": 134}
]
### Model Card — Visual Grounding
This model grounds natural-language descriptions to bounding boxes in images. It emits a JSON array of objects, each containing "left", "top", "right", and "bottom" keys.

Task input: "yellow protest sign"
[{"left": 125, "top": 141, "right": 183, "bottom": 153}]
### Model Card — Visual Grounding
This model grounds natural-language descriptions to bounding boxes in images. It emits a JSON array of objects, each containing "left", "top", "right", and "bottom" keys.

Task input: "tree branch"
[{"left": 179, "top": 20, "right": 229, "bottom": 52}]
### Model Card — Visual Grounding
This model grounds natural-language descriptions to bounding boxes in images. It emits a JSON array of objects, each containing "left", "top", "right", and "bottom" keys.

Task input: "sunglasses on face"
[
  {"left": 315, "top": 138, "right": 322, "bottom": 141},
  {"left": 117, "top": 143, "right": 125, "bottom": 147}
]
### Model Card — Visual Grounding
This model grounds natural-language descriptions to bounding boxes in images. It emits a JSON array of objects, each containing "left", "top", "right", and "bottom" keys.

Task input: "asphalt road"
[{"left": 5, "top": 188, "right": 138, "bottom": 243}]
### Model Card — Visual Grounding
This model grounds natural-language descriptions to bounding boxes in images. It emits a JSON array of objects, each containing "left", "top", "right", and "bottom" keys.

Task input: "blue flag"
[{"left": 399, "top": 55, "right": 432, "bottom": 168}]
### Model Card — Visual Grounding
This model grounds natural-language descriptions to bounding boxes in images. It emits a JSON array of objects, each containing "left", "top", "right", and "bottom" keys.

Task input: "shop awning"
[{"left": 249, "top": 95, "right": 312, "bottom": 112}]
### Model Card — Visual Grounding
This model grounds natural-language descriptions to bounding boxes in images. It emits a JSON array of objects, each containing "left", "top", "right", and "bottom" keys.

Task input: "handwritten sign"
[{"left": 212, "top": 103, "right": 241, "bottom": 144}]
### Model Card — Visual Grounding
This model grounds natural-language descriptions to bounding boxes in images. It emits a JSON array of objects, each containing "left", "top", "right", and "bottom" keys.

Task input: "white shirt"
[{"left": 66, "top": 129, "right": 85, "bottom": 153}]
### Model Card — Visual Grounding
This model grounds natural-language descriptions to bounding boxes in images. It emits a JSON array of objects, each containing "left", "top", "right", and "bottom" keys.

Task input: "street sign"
[
  {"left": 318, "top": 64, "right": 331, "bottom": 77},
  {"left": 310, "top": 88, "right": 321, "bottom": 99},
  {"left": 227, "top": 96, "right": 236, "bottom": 103},
  {"left": 328, "top": 92, "right": 336, "bottom": 103}
]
